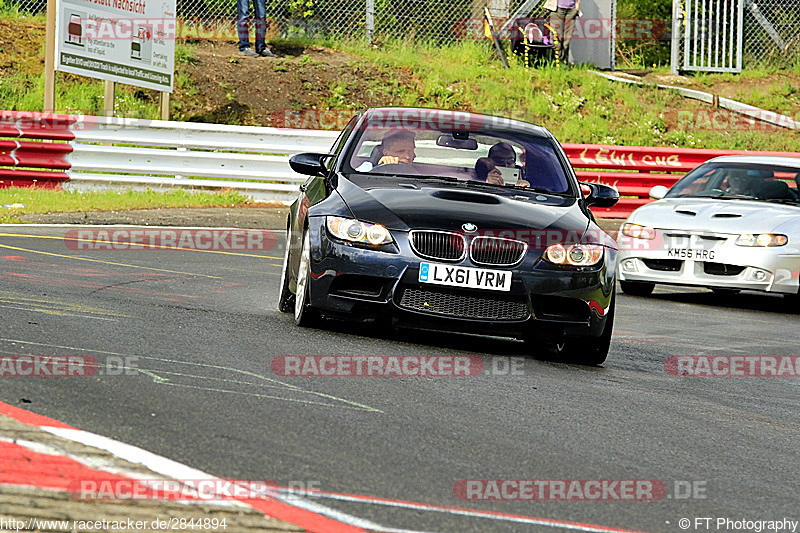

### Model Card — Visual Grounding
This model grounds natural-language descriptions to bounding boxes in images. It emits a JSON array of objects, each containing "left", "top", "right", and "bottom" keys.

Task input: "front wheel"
[
  {"left": 278, "top": 229, "right": 294, "bottom": 313},
  {"left": 619, "top": 280, "right": 655, "bottom": 296},
  {"left": 570, "top": 293, "right": 615, "bottom": 366},
  {"left": 294, "top": 229, "right": 319, "bottom": 327},
  {"left": 524, "top": 292, "right": 615, "bottom": 366}
]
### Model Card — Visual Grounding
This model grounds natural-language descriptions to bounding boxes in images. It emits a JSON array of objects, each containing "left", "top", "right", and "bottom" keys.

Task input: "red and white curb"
[
  {"left": 0, "top": 401, "right": 369, "bottom": 533},
  {"left": 0, "top": 402, "right": 650, "bottom": 533}
]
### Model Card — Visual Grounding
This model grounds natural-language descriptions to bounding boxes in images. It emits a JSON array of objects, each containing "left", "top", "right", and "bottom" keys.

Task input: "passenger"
[
  {"left": 488, "top": 142, "right": 517, "bottom": 168},
  {"left": 475, "top": 157, "right": 504, "bottom": 186},
  {"left": 487, "top": 142, "right": 531, "bottom": 187}
]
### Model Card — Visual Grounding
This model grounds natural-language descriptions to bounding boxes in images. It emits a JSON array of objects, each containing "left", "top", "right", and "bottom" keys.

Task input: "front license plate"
[
  {"left": 418, "top": 262, "right": 512, "bottom": 292},
  {"left": 667, "top": 248, "right": 716, "bottom": 260}
]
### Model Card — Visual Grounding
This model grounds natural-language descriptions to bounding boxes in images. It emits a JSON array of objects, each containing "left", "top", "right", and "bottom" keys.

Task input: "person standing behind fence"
[
  {"left": 546, "top": 0, "right": 580, "bottom": 65},
  {"left": 237, "top": 0, "right": 276, "bottom": 57}
]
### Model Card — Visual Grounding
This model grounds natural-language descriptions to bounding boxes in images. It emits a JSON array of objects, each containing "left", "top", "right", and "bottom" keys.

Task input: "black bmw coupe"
[{"left": 278, "top": 108, "right": 619, "bottom": 365}]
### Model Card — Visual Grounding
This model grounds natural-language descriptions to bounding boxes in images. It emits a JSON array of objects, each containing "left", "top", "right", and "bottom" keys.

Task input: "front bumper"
[
  {"left": 617, "top": 230, "right": 800, "bottom": 294},
  {"left": 304, "top": 217, "right": 616, "bottom": 340}
]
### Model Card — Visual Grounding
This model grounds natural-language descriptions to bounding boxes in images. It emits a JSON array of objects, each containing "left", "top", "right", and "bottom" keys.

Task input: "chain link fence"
[
  {"left": 7, "top": 0, "right": 798, "bottom": 66},
  {"left": 670, "top": 0, "right": 800, "bottom": 72},
  {"left": 7, "top": 0, "right": 550, "bottom": 43},
  {"left": 742, "top": 0, "right": 800, "bottom": 66}
]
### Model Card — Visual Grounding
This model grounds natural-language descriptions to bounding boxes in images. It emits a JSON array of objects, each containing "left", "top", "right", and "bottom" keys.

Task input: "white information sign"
[{"left": 56, "top": 0, "right": 176, "bottom": 92}]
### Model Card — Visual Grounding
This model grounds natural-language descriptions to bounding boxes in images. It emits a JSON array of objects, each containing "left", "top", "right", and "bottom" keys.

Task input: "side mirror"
[
  {"left": 289, "top": 153, "right": 331, "bottom": 177},
  {"left": 649, "top": 185, "right": 668, "bottom": 200},
  {"left": 581, "top": 182, "right": 619, "bottom": 208}
]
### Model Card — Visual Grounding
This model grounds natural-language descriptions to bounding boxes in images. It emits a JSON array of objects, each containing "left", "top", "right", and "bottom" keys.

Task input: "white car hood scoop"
[{"left": 635, "top": 199, "right": 798, "bottom": 233}]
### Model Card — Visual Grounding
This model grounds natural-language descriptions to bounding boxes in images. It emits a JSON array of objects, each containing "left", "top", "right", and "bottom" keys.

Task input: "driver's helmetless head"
[
  {"left": 488, "top": 142, "right": 516, "bottom": 167},
  {"left": 727, "top": 171, "right": 754, "bottom": 194},
  {"left": 382, "top": 130, "right": 416, "bottom": 164}
]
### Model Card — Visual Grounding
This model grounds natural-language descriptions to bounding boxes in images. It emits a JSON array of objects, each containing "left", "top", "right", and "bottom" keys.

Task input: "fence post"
[
  {"left": 670, "top": 0, "right": 681, "bottom": 75},
  {"left": 103, "top": 81, "right": 115, "bottom": 117},
  {"left": 43, "top": 0, "right": 57, "bottom": 112},
  {"left": 366, "top": 0, "right": 375, "bottom": 43}
]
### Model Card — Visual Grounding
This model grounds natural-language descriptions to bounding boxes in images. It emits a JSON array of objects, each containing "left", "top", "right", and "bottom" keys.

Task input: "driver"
[
  {"left": 725, "top": 171, "right": 756, "bottom": 195},
  {"left": 377, "top": 129, "right": 416, "bottom": 165},
  {"left": 356, "top": 129, "right": 416, "bottom": 171}
]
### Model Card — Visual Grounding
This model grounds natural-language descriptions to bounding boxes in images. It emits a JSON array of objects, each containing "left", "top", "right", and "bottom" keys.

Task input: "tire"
[
  {"left": 569, "top": 293, "right": 615, "bottom": 366},
  {"left": 619, "top": 280, "right": 655, "bottom": 296},
  {"left": 277, "top": 229, "right": 294, "bottom": 313},
  {"left": 524, "top": 292, "right": 615, "bottom": 367},
  {"left": 294, "top": 229, "right": 319, "bottom": 327}
]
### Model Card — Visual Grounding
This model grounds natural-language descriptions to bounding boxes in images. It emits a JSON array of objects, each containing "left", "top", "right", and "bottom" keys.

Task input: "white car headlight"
[
  {"left": 621, "top": 223, "right": 656, "bottom": 240},
  {"left": 326, "top": 216, "right": 393, "bottom": 245},
  {"left": 543, "top": 244, "right": 604, "bottom": 266},
  {"left": 735, "top": 233, "right": 788, "bottom": 247}
]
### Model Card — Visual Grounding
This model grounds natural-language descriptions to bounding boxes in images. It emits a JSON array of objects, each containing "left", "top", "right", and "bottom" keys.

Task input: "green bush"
[{"left": 616, "top": 0, "right": 672, "bottom": 67}]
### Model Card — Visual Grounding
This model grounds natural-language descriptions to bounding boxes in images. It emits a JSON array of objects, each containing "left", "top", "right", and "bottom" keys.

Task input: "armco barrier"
[
  {"left": 2, "top": 110, "right": 800, "bottom": 216},
  {"left": 0, "top": 110, "right": 336, "bottom": 202}
]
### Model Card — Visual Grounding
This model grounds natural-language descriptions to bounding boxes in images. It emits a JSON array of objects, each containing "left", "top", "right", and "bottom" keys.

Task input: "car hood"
[
  {"left": 629, "top": 198, "right": 800, "bottom": 234},
  {"left": 336, "top": 175, "right": 589, "bottom": 236}
]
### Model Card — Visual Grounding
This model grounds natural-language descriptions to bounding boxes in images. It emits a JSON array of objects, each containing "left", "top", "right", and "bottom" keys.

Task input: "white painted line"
[{"left": 277, "top": 488, "right": 643, "bottom": 533}]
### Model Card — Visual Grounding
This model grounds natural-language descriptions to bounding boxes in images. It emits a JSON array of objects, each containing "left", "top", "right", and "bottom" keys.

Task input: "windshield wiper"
[
  {"left": 680, "top": 192, "right": 755, "bottom": 200},
  {"left": 762, "top": 198, "right": 800, "bottom": 205}
]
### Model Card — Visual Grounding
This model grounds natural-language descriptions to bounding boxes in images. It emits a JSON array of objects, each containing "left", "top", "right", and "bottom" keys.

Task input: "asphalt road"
[{"left": 1, "top": 225, "right": 799, "bottom": 533}]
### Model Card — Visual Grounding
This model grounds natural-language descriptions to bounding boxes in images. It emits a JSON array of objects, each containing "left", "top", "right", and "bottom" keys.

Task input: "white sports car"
[{"left": 617, "top": 156, "right": 800, "bottom": 299}]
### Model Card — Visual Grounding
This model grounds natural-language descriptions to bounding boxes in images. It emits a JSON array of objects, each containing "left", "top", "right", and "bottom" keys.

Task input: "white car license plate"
[
  {"left": 667, "top": 248, "right": 716, "bottom": 260},
  {"left": 418, "top": 262, "right": 511, "bottom": 292}
]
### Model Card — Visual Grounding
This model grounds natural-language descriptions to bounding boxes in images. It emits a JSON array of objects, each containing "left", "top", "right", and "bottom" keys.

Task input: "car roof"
[
  {"left": 703, "top": 155, "right": 800, "bottom": 169},
  {"left": 361, "top": 107, "right": 552, "bottom": 138}
]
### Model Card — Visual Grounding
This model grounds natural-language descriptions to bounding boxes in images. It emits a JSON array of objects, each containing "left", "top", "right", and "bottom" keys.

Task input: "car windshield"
[
  {"left": 343, "top": 124, "right": 572, "bottom": 195},
  {"left": 667, "top": 162, "right": 800, "bottom": 203}
]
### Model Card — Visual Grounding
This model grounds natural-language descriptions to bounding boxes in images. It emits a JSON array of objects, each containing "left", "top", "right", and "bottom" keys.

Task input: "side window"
[{"left": 326, "top": 116, "right": 358, "bottom": 169}]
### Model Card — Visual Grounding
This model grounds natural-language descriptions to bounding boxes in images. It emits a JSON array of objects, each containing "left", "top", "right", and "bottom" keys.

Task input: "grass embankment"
[
  {"left": 0, "top": 188, "right": 252, "bottom": 223},
  {"left": 333, "top": 39, "right": 800, "bottom": 151}
]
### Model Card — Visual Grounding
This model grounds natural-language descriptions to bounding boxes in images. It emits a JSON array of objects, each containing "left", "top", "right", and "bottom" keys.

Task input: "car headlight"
[
  {"left": 326, "top": 216, "right": 393, "bottom": 245},
  {"left": 543, "top": 244, "right": 604, "bottom": 266},
  {"left": 735, "top": 233, "right": 788, "bottom": 247},
  {"left": 621, "top": 223, "right": 656, "bottom": 240}
]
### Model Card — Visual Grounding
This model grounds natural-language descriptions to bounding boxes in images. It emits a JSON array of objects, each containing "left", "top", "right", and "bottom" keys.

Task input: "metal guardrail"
[
  {"left": 0, "top": 111, "right": 338, "bottom": 203},
  {"left": 3, "top": 110, "right": 800, "bottom": 216}
]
